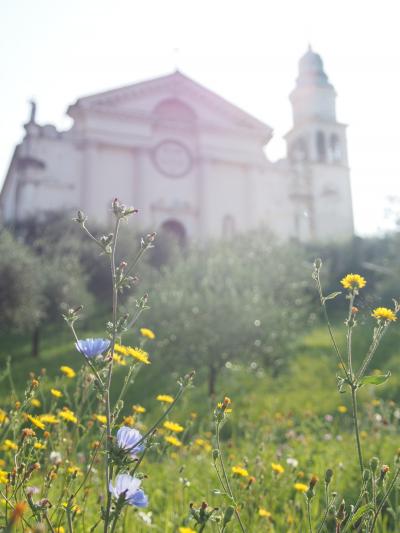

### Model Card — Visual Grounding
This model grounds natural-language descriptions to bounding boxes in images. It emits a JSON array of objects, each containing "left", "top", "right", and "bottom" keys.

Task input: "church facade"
[{"left": 0, "top": 48, "right": 354, "bottom": 242}]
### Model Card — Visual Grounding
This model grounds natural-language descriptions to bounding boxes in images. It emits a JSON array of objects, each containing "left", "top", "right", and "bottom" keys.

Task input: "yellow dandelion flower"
[
  {"left": 341, "top": 274, "right": 366, "bottom": 290},
  {"left": 194, "top": 438, "right": 212, "bottom": 452},
  {"left": 163, "top": 421, "right": 184, "bottom": 433},
  {"left": 157, "top": 394, "right": 174, "bottom": 404},
  {"left": 34, "top": 442, "right": 46, "bottom": 450},
  {"left": 371, "top": 307, "right": 397, "bottom": 322},
  {"left": 259, "top": 508, "right": 272, "bottom": 518},
  {"left": 27, "top": 415, "right": 45, "bottom": 430},
  {"left": 0, "top": 471, "right": 8, "bottom": 484},
  {"left": 140, "top": 327, "right": 156, "bottom": 340},
  {"left": 50, "top": 389, "right": 63, "bottom": 398},
  {"left": 67, "top": 466, "right": 83, "bottom": 476},
  {"left": 60, "top": 366, "right": 76, "bottom": 379},
  {"left": 338, "top": 405, "right": 347, "bottom": 414},
  {"left": 2, "top": 439, "right": 18, "bottom": 451},
  {"left": 232, "top": 465, "right": 249, "bottom": 477},
  {"left": 132, "top": 404, "right": 146, "bottom": 414},
  {"left": 127, "top": 347, "right": 150, "bottom": 364},
  {"left": 114, "top": 343, "right": 128, "bottom": 355},
  {"left": 164, "top": 435, "right": 182, "bottom": 447},
  {"left": 0, "top": 409, "right": 8, "bottom": 425},
  {"left": 112, "top": 354, "right": 127, "bottom": 366},
  {"left": 179, "top": 528, "right": 196, "bottom": 533},
  {"left": 94, "top": 414, "right": 107, "bottom": 425},
  {"left": 39, "top": 414, "right": 59, "bottom": 425},
  {"left": 31, "top": 399, "right": 41, "bottom": 408},
  {"left": 294, "top": 482, "right": 308, "bottom": 492},
  {"left": 59, "top": 408, "right": 78, "bottom": 424},
  {"left": 55, "top": 528, "right": 65, "bottom": 533},
  {"left": 123, "top": 416, "right": 135, "bottom": 427},
  {"left": 271, "top": 463, "right": 285, "bottom": 475}
]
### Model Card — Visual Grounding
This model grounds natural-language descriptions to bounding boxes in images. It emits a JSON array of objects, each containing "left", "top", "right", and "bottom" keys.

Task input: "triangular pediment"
[{"left": 68, "top": 71, "right": 272, "bottom": 140}]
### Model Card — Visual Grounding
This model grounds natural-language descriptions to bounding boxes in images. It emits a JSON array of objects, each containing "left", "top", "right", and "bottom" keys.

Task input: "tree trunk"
[
  {"left": 32, "top": 327, "right": 40, "bottom": 358},
  {"left": 208, "top": 364, "right": 217, "bottom": 398}
]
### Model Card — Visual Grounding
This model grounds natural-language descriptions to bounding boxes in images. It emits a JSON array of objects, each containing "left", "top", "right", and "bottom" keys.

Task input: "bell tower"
[{"left": 285, "top": 46, "right": 353, "bottom": 241}]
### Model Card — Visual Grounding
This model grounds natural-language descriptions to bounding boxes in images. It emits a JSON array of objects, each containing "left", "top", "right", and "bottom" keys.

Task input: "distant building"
[{"left": 0, "top": 47, "right": 353, "bottom": 242}]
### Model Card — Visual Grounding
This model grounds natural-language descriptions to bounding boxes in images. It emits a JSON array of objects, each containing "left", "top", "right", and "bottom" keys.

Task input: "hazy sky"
[{"left": 1, "top": 0, "right": 399, "bottom": 235}]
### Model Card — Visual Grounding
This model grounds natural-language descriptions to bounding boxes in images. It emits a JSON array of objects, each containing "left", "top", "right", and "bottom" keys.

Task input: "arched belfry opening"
[
  {"left": 161, "top": 219, "right": 187, "bottom": 246},
  {"left": 316, "top": 131, "right": 326, "bottom": 162},
  {"left": 329, "top": 134, "right": 341, "bottom": 163}
]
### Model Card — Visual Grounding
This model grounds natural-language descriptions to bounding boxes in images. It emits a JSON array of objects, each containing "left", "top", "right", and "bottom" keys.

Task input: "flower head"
[
  {"left": 94, "top": 414, "right": 107, "bottom": 425},
  {"left": 60, "top": 366, "right": 76, "bottom": 378},
  {"left": 116, "top": 426, "right": 144, "bottom": 457},
  {"left": 27, "top": 415, "right": 45, "bottom": 430},
  {"left": 51, "top": 389, "right": 63, "bottom": 398},
  {"left": 164, "top": 435, "right": 182, "bottom": 447},
  {"left": 59, "top": 408, "right": 78, "bottom": 424},
  {"left": 133, "top": 404, "right": 146, "bottom": 414},
  {"left": 39, "top": 414, "right": 59, "bottom": 425},
  {"left": 109, "top": 474, "right": 148, "bottom": 507},
  {"left": 126, "top": 347, "right": 150, "bottom": 365},
  {"left": 372, "top": 307, "right": 397, "bottom": 322},
  {"left": 271, "top": 463, "right": 285, "bottom": 475},
  {"left": 156, "top": 394, "right": 174, "bottom": 404},
  {"left": 140, "top": 328, "right": 155, "bottom": 340},
  {"left": 232, "top": 465, "right": 249, "bottom": 477},
  {"left": 163, "top": 421, "right": 184, "bottom": 433},
  {"left": 341, "top": 274, "right": 366, "bottom": 291},
  {"left": 31, "top": 399, "right": 41, "bottom": 408},
  {"left": 338, "top": 405, "right": 348, "bottom": 414},
  {"left": 259, "top": 508, "right": 272, "bottom": 518},
  {"left": 75, "top": 338, "right": 110, "bottom": 358},
  {"left": 294, "top": 482, "right": 308, "bottom": 492}
]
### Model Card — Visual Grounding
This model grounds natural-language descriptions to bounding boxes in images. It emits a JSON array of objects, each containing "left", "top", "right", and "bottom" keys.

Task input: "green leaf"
[
  {"left": 323, "top": 291, "right": 342, "bottom": 303},
  {"left": 359, "top": 371, "right": 391, "bottom": 387},
  {"left": 348, "top": 503, "right": 374, "bottom": 526}
]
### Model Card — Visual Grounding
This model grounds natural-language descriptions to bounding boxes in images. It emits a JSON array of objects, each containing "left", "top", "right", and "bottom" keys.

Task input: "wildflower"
[
  {"left": 126, "top": 347, "right": 150, "bottom": 364},
  {"left": 163, "top": 421, "right": 184, "bottom": 433},
  {"left": 259, "top": 508, "right": 272, "bottom": 518},
  {"left": 338, "top": 405, "right": 348, "bottom": 414},
  {"left": 340, "top": 274, "right": 366, "bottom": 290},
  {"left": 0, "top": 409, "right": 8, "bottom": 424},
  {"left": 75, "top": 338, "right": 111, "bottom": 358},
  {"left": 116, "top": 426, "right": 144, "bottom": 457},
  {"left": 93, "top": 414, "right": 107, "bottom": 425},
  {"left": 109, "top": 473, "right": 148, "bottom": 507},
  {"left": 157, "top": 394, "right": 174, "bottom": 404},
  {"left": 59, "top": 408, "right": 78, "bottom": 424},
  {"left": 113, "top": 353, "right": 127, "bottom": 366},
  {"left": 60, "top": 366, "right": 76, "bottom": 378},
  {"left": 50, "top": 451, "right": 62, "bottom": 465},
  {"left": 9, "top": 502, "right": 26, "bottom": 525},
  {"left": 287, "top": 457, "right": 299, "bottom": 468},
  {"left": 194, "top": 438, "right": 212, "bottom": 452},
  {"left": 27, "top": 415, "right": 45, "bottom": 430},
  {"left": 67, "top": 466, "right": 83, "bottom": 476},
  {"left": 133, "top": 404, "right": 146, "bottom": 414},
  {"left": 0, "top": 471, "right": 8, "bottom": 484},
  {"left": 294, "top": 482, "right": 308, "bottom": 492},
  {"left": 123, "top": 416, "right": 135, "bottom": 427},
  {"left": 140, "top": 327, "right": 155, "bottom": 340},
  {"left": 39, "top": 414, "right": 59, "bottom": 425},
  {"left": 34, "top": 442, "right": 46, "bottom": 450},
  {"left": 371, "top": 307, "right": 397, "bottom": 322},
  {"left": 114, "top": 343, "right": 128, "bottom": 355},
  {"left": 31, "top": 399, "right": 41, "bottom": 408},
  {"left": 232, "top": 466, "right": 249, "bottom": 477},
  {"left": 164, "top": 435, "right": 182, "bottom": 447},
  {"left": 55, "top": 528, "right": 65, "bottom": 533},
  {"left": 22, "top": 428, "right": 36, "bottom": 439},
  {"left": 179, "top": 528, "right": 196, "bottom": 533},
  {"left": 271, "top": 463, "right": 285, "bottom": 475},
  {"left": 51, "top": 388, "right": 63, "bottom": 398}
]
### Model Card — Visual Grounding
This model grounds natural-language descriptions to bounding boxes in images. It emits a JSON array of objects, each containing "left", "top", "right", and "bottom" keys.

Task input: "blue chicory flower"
[
  {"left": 116, "top": 426, "right": 144, "bottom": 457},
  {"left": 75, "top": 338, "right": 111, "bottom": 358},
  {"left": 109, "top": 473, "right": 148, "bottom": 507}
]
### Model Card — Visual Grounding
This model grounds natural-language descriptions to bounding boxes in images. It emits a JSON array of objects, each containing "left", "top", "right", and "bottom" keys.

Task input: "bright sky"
[{"left": 1, "top": 0, "right": 399, "bottom": 235}]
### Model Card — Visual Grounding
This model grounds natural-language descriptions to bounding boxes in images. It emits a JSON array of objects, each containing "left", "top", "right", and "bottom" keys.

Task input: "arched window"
[
  {"left": 329, "top": 134, "right": 341, "bottom": 163},
  {"left": 161, "top": 219, "right": 187, "bottom": 246},
  {"left": 222, "top": 215, "right": 236, "bottom": 238},
  {"left": 316, "top": 131, "right": 327, "bottom": 162}
]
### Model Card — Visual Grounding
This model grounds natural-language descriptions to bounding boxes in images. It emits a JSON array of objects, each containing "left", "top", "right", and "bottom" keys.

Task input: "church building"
[{"left": 0, "top": 48, "right": 354, "bottom": 242}]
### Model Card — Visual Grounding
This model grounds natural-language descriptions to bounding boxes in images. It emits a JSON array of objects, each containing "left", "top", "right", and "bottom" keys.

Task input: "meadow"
[{"left": 1, "top": 201, "right": 400, "bottom": 532}]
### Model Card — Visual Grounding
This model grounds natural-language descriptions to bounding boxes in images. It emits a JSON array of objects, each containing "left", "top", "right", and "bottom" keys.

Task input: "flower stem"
[{"left": 351, "top": 385, "right": 364, "bottom": 476}]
